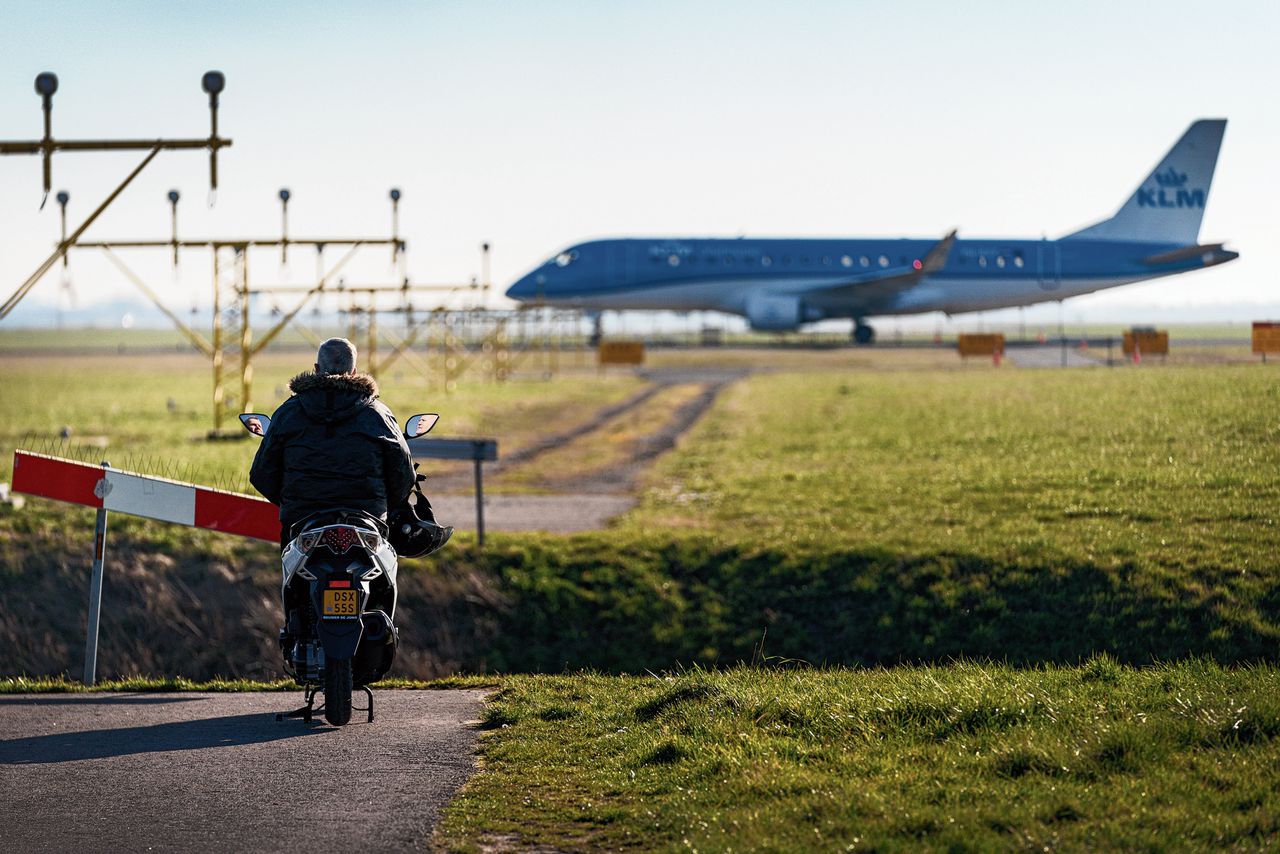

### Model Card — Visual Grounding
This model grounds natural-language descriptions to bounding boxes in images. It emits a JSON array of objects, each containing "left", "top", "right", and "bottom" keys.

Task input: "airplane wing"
[{"left": 804, "top": 229, "right": 957, "bottom": 313}]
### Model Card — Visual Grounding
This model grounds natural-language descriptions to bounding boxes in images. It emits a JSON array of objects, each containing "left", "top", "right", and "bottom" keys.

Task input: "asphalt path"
[
  {"left": 0, "top": 690, "right": 487, "bottom": 853},
  {"left": 432, "top": 493, "right": 637, "bottom": 533}
]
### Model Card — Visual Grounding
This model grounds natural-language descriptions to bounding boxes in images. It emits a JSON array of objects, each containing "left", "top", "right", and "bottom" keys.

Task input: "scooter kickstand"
[
  {"left": 359, "top": 685, "right": 375, "bottom": 723},
  {"left": 277, "top": 687, "right": 319, "bottom": 722}
]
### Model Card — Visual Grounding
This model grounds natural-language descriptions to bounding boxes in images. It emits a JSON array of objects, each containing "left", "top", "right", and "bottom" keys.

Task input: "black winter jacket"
[{"left": 249, "top": 371, "right": 415, "bottom": 531}]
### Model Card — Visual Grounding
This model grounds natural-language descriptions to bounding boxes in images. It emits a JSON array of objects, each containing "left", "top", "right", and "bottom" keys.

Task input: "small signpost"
[
  {"left": 957, "top": 333, "right": 1005, "bottom": 365},
  {"left": 1122, "top": 328, "right": 1169, "bottom": 360},
  {"left": 1252, "top": 322, "right": 1280, "bottom": 363},
  {"left": 598, "top": 340, "right": 645, "bottom": 367},
  {"left": 408, "top": 437, "right": 499, "bottom": 545}
]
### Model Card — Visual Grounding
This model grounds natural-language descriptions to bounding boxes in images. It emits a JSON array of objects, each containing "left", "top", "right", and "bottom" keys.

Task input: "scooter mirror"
[
  {"left": 239, "top": 413, "right": 271, "bottom": 437},
  {"left": 404, "top": 413, "right": 439, "bottom": 438}
]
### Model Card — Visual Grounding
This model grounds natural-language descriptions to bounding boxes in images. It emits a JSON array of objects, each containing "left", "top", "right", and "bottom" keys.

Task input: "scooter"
[{"left": 239, "top": 410, "right": 440, "bottom": 725}]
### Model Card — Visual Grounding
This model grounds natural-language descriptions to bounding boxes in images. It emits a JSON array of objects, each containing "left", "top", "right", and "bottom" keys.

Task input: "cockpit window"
[{"left": 553, "top": 250, "right": 579, "bottom": 267}]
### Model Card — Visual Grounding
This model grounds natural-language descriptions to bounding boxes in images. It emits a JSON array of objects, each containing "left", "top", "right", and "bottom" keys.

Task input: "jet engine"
[{"left": 745, "top": 294, "right": 805, "bottom": 332}]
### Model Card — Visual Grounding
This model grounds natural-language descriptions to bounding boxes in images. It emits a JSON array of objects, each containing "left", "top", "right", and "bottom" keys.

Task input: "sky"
[{"left": 1, "top": 0, "right": 1277, "bottom": 328}]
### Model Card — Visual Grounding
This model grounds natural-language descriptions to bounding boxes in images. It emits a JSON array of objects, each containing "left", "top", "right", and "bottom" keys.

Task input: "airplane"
[{"left": 505, "top": 119, "right": 1237, "bottom": 343}]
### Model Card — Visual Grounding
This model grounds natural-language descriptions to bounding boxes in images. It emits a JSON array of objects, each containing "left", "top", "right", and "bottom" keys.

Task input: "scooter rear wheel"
[{"left": 324, "top": 658, "right": 353, "bottom": 726}]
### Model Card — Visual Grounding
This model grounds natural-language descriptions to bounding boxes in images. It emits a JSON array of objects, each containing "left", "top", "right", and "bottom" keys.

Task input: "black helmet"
[{"left": 388, "top": 506, "right": 453, "bottom": 558}]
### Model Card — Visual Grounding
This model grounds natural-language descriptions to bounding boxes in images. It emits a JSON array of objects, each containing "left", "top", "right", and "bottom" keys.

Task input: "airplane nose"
[
  {"left": 505, "top": 274, "right": 531, "bottom": 300},
  {"left": 505, "top": 271, "right": 544, "bottom": 302}
]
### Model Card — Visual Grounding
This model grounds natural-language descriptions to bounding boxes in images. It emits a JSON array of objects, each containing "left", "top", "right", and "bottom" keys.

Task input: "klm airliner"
[{"left": 506, "top": 120, "right": 1236, "bottom": 343}]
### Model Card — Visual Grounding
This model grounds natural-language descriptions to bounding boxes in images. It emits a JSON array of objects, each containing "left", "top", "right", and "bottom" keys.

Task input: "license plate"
[{"left": 322, "top": 589, "right": 358, "bottom": 618}]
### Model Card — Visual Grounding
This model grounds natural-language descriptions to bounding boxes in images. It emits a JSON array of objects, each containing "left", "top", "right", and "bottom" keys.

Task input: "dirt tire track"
[
  {"left": 429, "top": 369, "right": 748, "bottom": 495},
  {"left": 548, "top": 376, "right": 739, "bottom": 494},
  {"left": 499, "top": 384, "right": 668, "bottom": 467},
  {"left": 426, "top": 384, "right": 667, "bottom": 493}
]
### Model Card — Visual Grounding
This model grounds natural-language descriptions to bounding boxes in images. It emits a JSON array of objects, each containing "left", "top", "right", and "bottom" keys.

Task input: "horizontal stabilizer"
[{"left": 1142, "top": 243, "right": 1238, "bottom": 268}]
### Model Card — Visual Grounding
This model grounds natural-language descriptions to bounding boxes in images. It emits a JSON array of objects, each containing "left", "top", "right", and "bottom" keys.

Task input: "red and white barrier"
[{"left": 11, "top": 450, "right": 278, "bottom": 542}]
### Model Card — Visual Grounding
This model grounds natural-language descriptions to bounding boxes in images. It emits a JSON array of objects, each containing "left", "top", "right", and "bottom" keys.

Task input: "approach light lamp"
[
  {"left": 34, "top": 72, "right": 58, "bottom": 98},
  {"left": 168, "top": 189, "right": 180, "bottom": 204},
  {"left": 389, "top": 188, "right": 401, "bottom": 202},
  {"left": 55, "top": 191, "right": 69, "bottom": 206},
  {"left": 201, "top": 70, "right": 225, "bottom": 101},
  {"left": 279, "top": 188, "right": 291, "bottom": 203}
]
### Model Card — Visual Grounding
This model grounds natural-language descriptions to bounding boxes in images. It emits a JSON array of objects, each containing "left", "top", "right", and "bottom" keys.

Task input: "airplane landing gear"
[{"left": 853, "top": 321, "right": 876, "bottom": 345}]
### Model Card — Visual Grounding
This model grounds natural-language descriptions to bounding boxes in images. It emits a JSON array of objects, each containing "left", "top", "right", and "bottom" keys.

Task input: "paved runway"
[{"left": 0, "top": 690, "right": 487, "bottom": 853}]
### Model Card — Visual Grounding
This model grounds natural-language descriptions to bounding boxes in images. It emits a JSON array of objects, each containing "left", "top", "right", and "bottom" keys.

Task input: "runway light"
[
  {"left": 390, "top": 188, "right": 401, "bottom": 202},
  {"left": 912, "top": 259, "right": 923, "bottom": 270},
  {"left": 279, "top": 188, "right": 291, "bottom": 203},
  {"left": 34, "top": 72, "right": 58, "bottom": 97},
  {"left": 168, "top": 190, "right": 180, "bottom": 204},
  {"left": 201, "top": 71, "right": 225, "bottom": 96},
  {"left": 56, "top": 191, "right": 69, "bottom": 206}
]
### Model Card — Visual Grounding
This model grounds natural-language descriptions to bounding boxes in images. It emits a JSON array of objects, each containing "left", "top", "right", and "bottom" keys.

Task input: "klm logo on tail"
[{"left": 1138, "top": 167, "right": 1205, "bottom": 209}]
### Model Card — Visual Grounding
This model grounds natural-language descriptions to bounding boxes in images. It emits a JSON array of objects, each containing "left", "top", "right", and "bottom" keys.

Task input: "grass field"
[
  {"left": 0, "top": 349, "right": 644, "bottom": 490},
  {"left": 4, "top": 335, "right": 1279, "bottom": 850},
  {"left": 436, "top": 662, "right": 1280, "bottom": 852},
  {"left": 626, "top": 364, "right": 1280, "bottom": 565}
]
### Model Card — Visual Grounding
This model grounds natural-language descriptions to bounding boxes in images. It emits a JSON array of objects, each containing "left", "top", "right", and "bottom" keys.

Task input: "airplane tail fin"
[{"left": 1063, "top": 119, "right": 1226, "bottom": 245}]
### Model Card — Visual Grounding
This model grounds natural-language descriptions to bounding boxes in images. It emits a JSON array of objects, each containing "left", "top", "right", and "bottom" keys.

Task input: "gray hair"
[{"left": 316, "top": 337, "right": 357, "bottom": 375}]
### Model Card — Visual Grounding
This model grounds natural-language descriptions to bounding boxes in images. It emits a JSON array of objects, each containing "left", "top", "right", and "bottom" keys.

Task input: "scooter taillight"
[{"left": 320, "top": 526, "right": 359, "bottom": 553}]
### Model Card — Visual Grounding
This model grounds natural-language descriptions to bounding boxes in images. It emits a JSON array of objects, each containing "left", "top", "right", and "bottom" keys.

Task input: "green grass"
[
  {"left": 0, "top": 349, "right": 644, "bottom": 489},
  {"left": 438, "top": 662, "right": 1280, "bottom": 852},
  {"left": 625, "top": 364, "right": 1280, "bottom": 568}
]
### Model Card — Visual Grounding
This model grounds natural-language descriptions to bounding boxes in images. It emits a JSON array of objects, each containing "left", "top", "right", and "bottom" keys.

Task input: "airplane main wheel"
[{"left": 853, "top": 323, "right": 876, "bottom": 345}]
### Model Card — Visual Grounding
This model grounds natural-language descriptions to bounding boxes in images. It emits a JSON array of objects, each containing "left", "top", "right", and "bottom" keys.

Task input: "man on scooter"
[{"left": 249, "top": 337, "right": 445, "bottom": 551}]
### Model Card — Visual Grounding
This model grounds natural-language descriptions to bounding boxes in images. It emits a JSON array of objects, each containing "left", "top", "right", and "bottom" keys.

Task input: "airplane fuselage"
[
  {"left": 505, "top": 120, "right": 1237, "bottom": 332},
  {"left": 506, "top": 236, "right": 1237, "bottom": 328}
]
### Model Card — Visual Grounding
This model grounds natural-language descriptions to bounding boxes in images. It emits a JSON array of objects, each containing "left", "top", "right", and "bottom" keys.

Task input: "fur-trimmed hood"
[
  {"left": 288, "top": 371, "right": 380, "bottom": 424},
  {"left": 288, "top": 371, "right": 379, "bottom": 397}
]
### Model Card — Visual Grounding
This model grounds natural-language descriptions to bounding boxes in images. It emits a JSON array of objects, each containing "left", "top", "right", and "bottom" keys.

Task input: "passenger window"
[
  {"left": 761, "top": 256, "right": 772, "bottom": 267},
  {"left": 668, "top": 254, "right": 681, "bottom": 267},
  {"left": 782, "top": 256, "right": 792, "bottom": 265},
  {"left": 860, "top": 256, "right": 869, "bottom": 267},
  {"left": 878, "top": 255, "right": 889, "bottom": 267},
  {"left": 1013, "top": 253, "right": 1025, "bottom": 268},
  {"left": 996, "top": 255, "right": 1006, "bottom": 269},
  {"left": 841, "top": 255, "right": 853, "bottom": 267},
  {"left": 978, "top": 256, "right": 987, "bottom": 268}
]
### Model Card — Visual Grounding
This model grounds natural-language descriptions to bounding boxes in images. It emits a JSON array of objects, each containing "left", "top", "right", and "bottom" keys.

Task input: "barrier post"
[
  {"left": 474, "top": 456, "right": 486, "bottom": 546},
  {"left": 83, "top": 461, "right": 110, "bottom": 686}
]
